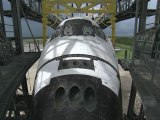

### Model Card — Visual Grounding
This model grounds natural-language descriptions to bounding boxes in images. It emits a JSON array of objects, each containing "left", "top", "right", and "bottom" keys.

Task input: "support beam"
[
  {"left": 49, "top": 9, "right": 113, "bottom": 14},
  {"left": 155, "top": 0, "right": 160, "bottom": 26},
  {"left": 111, "top": 15, "right": 116, "bottom": 47},
  {"left": 22, "top": 76, "right": 29, "bottom": 95},
  {"left": 139, "top": 0, "right": 148, "bottom": 32},
  {"left": 127, "top": 0, "right": 131, "bottom": 9},
  {"left": 42, "top": 0, "right": 47, "bottom": 46},
  {"left": 10, "top": 0, "right": 24, "bottom": 55},
  {"left": 0, "top": 0, "right": 6, "bottom": 39},
  {"left": 117, "top": 1, "right": 122, "bottom": 12},
  {"left": 127, "top": 82, "right": 137, "bottom": 118},
  {"left": 132, "top": 0, "right": 139, "bottom": 64},
  {"left": 139, "top": 104, "right": 145, "bottom": 119}
]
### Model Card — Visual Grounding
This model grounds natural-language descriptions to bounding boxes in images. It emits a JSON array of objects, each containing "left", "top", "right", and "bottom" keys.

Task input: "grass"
[
  {"left": 115, "top": 36, "right": 133, "bottom": 45},
  {"left": 115, "top": 44, "right": 132, "bottom": 59}
]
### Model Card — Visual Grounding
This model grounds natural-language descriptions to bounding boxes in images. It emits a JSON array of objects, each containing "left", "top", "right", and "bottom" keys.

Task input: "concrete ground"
[
  {"left": 26, "top": 60, "right": 39, "bottom": 94},
  {"left": 119, "top": 65, "right": 132, "bottom": 114},
  {"left": 26, "top": 62, "right": 132, "bottom": 114}
]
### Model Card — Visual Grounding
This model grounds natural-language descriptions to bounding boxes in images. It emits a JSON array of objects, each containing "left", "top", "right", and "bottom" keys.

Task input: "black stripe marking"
[{"left": 37, "top": 54, "right": 118, "bottom": 74}]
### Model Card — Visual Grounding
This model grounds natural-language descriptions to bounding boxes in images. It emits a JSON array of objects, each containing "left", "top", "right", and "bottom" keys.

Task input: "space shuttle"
[{"left": 33, "top": 17, "right": 122, "bottom": 120}]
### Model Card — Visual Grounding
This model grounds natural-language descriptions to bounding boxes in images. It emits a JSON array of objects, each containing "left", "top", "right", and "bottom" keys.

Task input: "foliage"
[
  {"left": 115, "top": 36, "right": 133, "bottom": 46},
  {"left": 115, "top": 37, "right": 133, "bottom": 59}
]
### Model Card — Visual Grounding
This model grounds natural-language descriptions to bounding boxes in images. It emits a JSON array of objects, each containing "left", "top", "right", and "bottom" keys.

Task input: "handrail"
[
  {"left": 22, "top": 0, "right": 41, "bottom": 14},
  {"left": 21, "top": 0, "right": 61, "bottom": 25},
  {"left": 96, "top": 0, "right": 136, "bottom": 25}
]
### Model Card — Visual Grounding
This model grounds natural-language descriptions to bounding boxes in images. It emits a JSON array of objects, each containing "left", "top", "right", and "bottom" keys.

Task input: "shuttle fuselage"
[{"left": 33, "top": 17, "right": 122, "bottom": 120}]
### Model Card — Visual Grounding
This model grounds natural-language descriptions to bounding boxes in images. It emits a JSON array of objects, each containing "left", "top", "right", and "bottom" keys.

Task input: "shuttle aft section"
[{"left": 33, "top": 17, "right": 122, "bottom": 120}]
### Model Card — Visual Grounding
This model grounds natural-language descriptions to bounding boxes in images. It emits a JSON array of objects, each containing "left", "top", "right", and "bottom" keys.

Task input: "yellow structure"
[{"left": 42, "top": 0, "right": 116, "bottom": 46}]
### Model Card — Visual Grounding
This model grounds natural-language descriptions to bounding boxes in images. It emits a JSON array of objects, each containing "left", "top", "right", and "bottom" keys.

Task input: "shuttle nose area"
[{"left": 33, "top": 75, "right": 121, "bottom": 120}]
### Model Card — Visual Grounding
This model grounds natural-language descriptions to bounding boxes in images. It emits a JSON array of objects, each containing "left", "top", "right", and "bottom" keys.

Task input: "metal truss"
[{"left": 42, "top": 0, "right": 116, "bottom": 46}]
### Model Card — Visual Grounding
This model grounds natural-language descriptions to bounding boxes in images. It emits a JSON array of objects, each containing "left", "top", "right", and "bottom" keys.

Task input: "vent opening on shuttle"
[
  {"left": 84, "top": 87, "right": 96, "bottom": 112},
  {"left": 70, "top": 86, "right": 81, "bottom": 107},
  {"left": 55, "top": 87, "right": 65, "bottom": 108}
]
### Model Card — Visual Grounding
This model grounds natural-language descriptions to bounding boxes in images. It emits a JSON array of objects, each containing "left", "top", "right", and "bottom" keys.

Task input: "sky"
[{"left": 2, "top": 0, "right": 158, "bottom": 38}]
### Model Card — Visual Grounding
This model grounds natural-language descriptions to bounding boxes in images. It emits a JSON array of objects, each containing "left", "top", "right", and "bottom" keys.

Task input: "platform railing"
[
  {"left": 21, "top": 0, "right": 136, "bottom": 27},
  {"left": 96, "top": 0, "right": 136, "bottom": 25},
  {"left": 133, "top": 27, "right": 160, "bottom": 82},
  {"left": 23, "top": 40, "right": 41, "bottom": 52},
  {"left": 0, "top": 39, "right": 12, "bottom": 66},
  {"left": 0, "top": 38, "right": 40, "bottom": 66},
  {"left": 117, "top": 0, "right": 135, "bottom": 13},
  {"left": 127, "top": 27, "right": 160, "bottom": 120},
  {"left": 0, "top": 39, "right": 40, "bottom": 82},
  {"left": 21, "top": 0, "right": 61, "bottom": 26},
  {"left": 22, "top": 0, "right": 41, "bottom": 14}
]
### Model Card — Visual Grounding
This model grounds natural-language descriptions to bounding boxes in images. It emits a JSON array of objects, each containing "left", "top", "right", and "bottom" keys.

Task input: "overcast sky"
[{"left": 2, "top": 0, "right": 158, "bottom": 38}]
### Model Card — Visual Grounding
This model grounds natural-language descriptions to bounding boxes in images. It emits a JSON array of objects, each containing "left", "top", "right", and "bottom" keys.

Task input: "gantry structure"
[
  {"left": 41, "top": 0, "right": 116, "bottom": 46},
  {"left": 0, "top": 0, "right": 158, "bottom": 120},
  {"left": 3, "top": 0, "right": 155, "bottom": 46}
]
